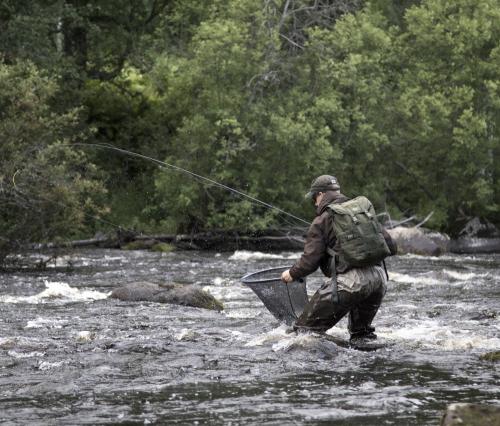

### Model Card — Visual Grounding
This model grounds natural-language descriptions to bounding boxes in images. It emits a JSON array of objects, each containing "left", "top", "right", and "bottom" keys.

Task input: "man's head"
[{"left": 305, "top": 175, "right": 340, "bottom": 203}]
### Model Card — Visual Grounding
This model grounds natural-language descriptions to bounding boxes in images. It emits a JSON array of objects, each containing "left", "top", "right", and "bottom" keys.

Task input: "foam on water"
[
  {"left": 174, "top": 328, "right": 199, "bottom": 341},
  {"left": 203, "top": 279, "right": 251, "bottom": 302},
  {"left": 75, "top": 331, "right": 96, "bottom": 342},
  {"left": 245, "top": 318, "right": 500, "bottom": 353},
  {"left": 37, "top": 360, "right": 67, "bottom": 371},
  {"left": 293, "top": 407, "right": 387, "bottom": 421},
  {"left": 405, "top": 253, "right": 499, "bottom": 264},
  {"left": 442, "top": 269, "right": 489, "bottom": 281},
  {"left": 244, "top": 325, "right": 335, "bottom": 353},
  {"left": 390, "top": 270, "right": 492, "bottom": 288},
  {"left": 0, "top": 281, "right": 110, "bottom": 304},
  {"left": 224, "top": 308, "right": 263, "bottom": 319},
  {"left": 379, "top": 320, "right": 500, "bottom": 350},
  {"left": 211, "top": 276, "right": 232, "bottom": 286},
  {"left": 245, "top": 324, "right": 291, "bottom": 347},
  {"left": 271, "top": 332, "right": 327, "bottom": 352},
  {"left": 389, "top": 271, "right": 446, "bottom": 286},
  {"left": 25, "top": 317, "right": 68, "bottom": 329},
  {"left": 393, "top": 304, "right": 419, "bottom": 310},
  {"left": 229, "top": 250, "right": 299, "bottom": 261},
  {"left": 7, "top": 350, "right": 45, "bottom": 359}
]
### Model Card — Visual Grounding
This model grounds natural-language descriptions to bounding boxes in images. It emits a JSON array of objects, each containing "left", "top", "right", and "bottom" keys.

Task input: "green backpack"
[{"left": 326, "top": 196, "right": 391, "bottom": 268}]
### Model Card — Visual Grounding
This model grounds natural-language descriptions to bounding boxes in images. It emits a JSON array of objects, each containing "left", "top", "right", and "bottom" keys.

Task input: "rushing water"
[{"left": 0, "top": 249, "right": 499, "bottom": 425}]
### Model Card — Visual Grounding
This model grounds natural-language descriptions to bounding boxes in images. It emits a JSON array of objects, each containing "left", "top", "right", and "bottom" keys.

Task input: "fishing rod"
[{"left": 70, "top": 143, "right": 311, "bottom": 227}]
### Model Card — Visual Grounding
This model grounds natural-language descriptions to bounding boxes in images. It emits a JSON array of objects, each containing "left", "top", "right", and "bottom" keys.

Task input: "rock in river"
[
  {"left": 450, "top": 217, "right": 500, "bottom": 254},
  {"left": 479, "top": 351, "right": 500, "bottom": 362},
  {"left": 110, "top": 282, "right": 224, "bottom": 311},
  {"left": 387, "top": 226, "right": 449, "bottom": 256},
  {"left": 441, "top": 403, "right": 500, "bottom": 426}
]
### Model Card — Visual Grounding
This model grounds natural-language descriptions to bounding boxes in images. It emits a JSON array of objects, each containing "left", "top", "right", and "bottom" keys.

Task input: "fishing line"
[
  {"left": 70, "top": 143, "right": 310, "bottom": 227},
  {"left": 7, "top": 170, "right": 130, "bottom": 234}
]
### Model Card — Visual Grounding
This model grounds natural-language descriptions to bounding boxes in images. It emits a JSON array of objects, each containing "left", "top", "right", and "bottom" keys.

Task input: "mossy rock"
[
  {"left": 110, "top": 281, "right": 224, "bottom": 311},
  {"left": 441, "top": 403, "right": 500, "bottom": 426},
  {"left": 479, "top": 351, "right": 500, "bottom": 362},
  {"left": 151, "top": 242, "right": 175, "bottom": 253},
  {"left": 122, "top": 239, "right": 157, "bottom": 250}
]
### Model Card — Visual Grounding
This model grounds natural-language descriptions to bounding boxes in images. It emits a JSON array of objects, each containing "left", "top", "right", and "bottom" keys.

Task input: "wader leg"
[
  {"left": 348, "top": 281, "right": 386, "bottom": 337},
  {"left": 294, "top": 284, "right": 359, "bottom": 333}
]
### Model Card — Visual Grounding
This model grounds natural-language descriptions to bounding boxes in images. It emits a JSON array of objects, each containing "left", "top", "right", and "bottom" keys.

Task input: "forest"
[{"left": 1, "top": 0, "right": 499, "bottom": 262}]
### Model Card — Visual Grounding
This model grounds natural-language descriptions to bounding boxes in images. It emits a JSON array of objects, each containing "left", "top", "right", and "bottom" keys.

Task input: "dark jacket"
[{"left": 289, "top": 191, "right": 397, "bottom": 280}]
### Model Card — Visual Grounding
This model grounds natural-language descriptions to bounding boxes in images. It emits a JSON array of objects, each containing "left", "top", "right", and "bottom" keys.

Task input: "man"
[{"left": 281, "top": 175, "right": 397, "bottom": 342}]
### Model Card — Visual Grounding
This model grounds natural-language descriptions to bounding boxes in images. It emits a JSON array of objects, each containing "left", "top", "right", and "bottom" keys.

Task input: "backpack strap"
[
  {"left": 326, "top": 246, "right": 338, "bottom": 303},
  {"left": 382, "top": 259, "right": 389, "bottom": 280}
]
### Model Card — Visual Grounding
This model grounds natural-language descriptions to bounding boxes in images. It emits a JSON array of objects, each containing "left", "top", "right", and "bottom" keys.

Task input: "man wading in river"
[{"left": 281, "top": 175, "right": 397, "bottom": 343}]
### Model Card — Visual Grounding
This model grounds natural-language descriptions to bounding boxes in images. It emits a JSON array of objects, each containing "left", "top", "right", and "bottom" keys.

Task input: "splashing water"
[{"left": 0, "top": 249, "right": 498, "bottom": 425}]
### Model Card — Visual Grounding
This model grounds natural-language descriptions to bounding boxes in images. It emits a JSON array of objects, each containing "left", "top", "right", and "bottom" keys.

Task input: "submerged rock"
[
  {"left": 441, "top": 403, "right": 500, "bottom": 426},
  {"left": 387, "top": 226, "right": 449, "bottom": 256},
  {"left": 110, "top": 282, "right": 223, "bottom": 311},
  {"left": 479, "top": 351, "right": 500, "bottom": 362},
  {"left": 469, "top": 310, "right": 496, "bottom": 321}
]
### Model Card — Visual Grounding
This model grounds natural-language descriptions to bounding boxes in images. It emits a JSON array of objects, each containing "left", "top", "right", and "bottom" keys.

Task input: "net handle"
[{"left": 241, "top": 266, "right": 304, "bottom": 284}]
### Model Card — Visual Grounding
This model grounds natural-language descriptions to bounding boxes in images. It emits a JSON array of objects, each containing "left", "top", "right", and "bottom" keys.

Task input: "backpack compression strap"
[{"left": 326, "top": 246, "right": 338, "bottom": 303}]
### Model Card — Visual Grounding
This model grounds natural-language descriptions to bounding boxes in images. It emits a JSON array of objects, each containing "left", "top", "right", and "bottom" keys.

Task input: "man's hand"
[{"left": 281, "top": 269, "right": 293, "bottom": 283}]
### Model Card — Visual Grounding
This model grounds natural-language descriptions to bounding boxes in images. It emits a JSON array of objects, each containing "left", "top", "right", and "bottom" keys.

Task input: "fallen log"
[
  {"left": 30, "top": 236, "right": 111, "bottom": 250},
  {"left": 28, "top": 231, "right": 306, "bottom": 252}
]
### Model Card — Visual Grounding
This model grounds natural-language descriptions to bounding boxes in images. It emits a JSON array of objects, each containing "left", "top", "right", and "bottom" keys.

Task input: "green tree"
[
  {"left": 306, "top": 0, "right": 500, "bottom": 230},
  {"left": 0, "top": 61, "right": 106, "bottom": 266},
  {"left": 389, "top": 0, "right": 500, "bottom": 229},
  {"left": 150, "top": 0, "right": 339, "bottom": 232}
]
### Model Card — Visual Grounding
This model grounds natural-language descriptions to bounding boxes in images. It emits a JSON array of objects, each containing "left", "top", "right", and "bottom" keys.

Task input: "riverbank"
[{"left": 29, "top": 227, "right": 500, "bottom": 255}]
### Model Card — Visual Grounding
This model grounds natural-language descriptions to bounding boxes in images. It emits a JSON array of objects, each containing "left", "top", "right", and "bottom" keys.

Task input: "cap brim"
[{"left": 305, "top": 191, "right": 314, "bottom": 199}]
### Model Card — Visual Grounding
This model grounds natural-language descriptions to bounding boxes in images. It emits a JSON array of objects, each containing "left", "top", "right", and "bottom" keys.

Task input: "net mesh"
[{"left": 241, "top": 267, "right": 309, "bottom": 325}]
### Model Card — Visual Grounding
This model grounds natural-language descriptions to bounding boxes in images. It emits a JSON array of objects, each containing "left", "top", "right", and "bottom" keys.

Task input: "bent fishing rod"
[{"left": 70, "top": 143, "right": 310, "bottom": 227}]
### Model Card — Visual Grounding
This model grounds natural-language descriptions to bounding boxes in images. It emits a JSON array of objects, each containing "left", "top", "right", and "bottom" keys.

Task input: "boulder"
[
  {"left": 425, "top": 231, "right": 450, "bottom": 254},
  {"left": 459, "top": 217, "right": 500, "bottom": 238},
  {"left": 387, "top": 226, "right": 449, "bottom": 256},
  {"left": 441, "top": 403, "right": 500, "bottom": 426},
  {"left": 450, "top": 218, "right": 500, "bottom": 254},
  {"left": 110, "top": 282, "right": 223, "bottom": 311}
]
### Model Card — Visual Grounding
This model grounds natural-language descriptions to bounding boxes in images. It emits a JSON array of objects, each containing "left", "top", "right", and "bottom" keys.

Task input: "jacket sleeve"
[
  {"left": 382, "top": 227, "right": 397, "bottom": 255},
  {"left": 289, "top": 217, "right": 328, "bottom": 280}
]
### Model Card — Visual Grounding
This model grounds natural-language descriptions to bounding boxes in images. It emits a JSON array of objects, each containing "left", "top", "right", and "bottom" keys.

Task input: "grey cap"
[{"left": 305, "top": 175, "right": 340, "bottom": 199}]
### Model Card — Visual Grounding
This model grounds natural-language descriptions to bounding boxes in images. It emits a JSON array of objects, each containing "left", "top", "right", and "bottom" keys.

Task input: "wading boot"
[{"left": 349, "top": 330, "right": 378, "bottom": 345}]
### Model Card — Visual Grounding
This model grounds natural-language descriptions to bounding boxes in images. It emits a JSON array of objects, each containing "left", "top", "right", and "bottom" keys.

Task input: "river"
[{"left": 0, "top": 249, "right": 499, "bottom": 425}]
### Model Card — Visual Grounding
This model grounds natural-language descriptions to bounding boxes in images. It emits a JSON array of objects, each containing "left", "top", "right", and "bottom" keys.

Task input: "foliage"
[
  {"left": 0, "top": 61, "right": 106, "bottom": 264},
  {"left": 1, "top": 0, "right": 499, "bottom": 258},
  {"left": 300, "top": 0, "right": 500, "bottom": 229}
]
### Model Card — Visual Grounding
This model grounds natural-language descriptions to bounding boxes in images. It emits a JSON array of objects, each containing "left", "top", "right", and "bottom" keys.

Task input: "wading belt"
[{"left": 326, "top": 247, "right": 339, "bottom": 303}]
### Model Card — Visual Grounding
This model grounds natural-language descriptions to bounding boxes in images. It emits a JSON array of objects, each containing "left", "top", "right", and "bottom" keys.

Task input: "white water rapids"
[{"left": 0, "top": 249, "right": 499, "bottom": 424}]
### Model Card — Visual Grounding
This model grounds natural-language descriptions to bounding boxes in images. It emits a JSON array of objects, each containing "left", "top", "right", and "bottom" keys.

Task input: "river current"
[{"left": 0, "top": 249, "right": 499, "bottom": 425}]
